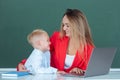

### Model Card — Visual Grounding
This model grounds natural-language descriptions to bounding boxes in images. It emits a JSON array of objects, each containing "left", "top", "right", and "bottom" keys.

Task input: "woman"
[{"left": 17, "top": 9, "right": 94, "bottom": 74}]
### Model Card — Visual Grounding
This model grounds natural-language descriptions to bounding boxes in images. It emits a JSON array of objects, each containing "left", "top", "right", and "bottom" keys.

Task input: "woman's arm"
[{"left": 17, "top": 59, "right": 27, "bottom": 71}]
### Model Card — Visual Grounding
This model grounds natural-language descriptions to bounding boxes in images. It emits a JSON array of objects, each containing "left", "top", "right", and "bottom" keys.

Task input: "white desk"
[{"left": 0, "top": 68, "right": 120, "bottom": 80}]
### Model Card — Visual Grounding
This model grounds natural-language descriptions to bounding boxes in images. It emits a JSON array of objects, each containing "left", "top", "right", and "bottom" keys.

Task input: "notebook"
[
  {"left": 62, "top": 48, "right": 117, "bottom": 77},
  {"left": 1, "top": 71, "right": 30, "bottom": 79}
]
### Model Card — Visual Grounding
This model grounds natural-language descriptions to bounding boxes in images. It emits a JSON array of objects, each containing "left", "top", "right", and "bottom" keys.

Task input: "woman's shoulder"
[
  {"left": 50, "top": 31, "right": 60, "bottom": 38},
  {"left": 52, "top": 31, "right": 60, "bottom": 36}
]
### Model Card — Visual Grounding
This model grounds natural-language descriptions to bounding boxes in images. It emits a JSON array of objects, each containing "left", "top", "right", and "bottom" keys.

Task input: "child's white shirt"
[{"left": 25, "top": 49, "right": 57, "bottom": 74}]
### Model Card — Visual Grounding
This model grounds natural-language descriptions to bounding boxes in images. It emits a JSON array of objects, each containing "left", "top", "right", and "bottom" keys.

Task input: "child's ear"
[{"left": 36, "top": 40, "right": 41, "bottom": 46}]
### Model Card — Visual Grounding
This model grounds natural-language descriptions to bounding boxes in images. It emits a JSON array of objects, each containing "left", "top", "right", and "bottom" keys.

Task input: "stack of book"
[{"left": 1, "top": 71, "right": 30, "bottom": 79}]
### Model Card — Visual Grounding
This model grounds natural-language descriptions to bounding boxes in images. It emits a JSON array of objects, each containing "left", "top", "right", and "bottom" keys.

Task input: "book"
[
  {"left": 1, "top": 71, "right": 30, "bottom": 78},
  {"left": 2, "top": 76, "right": 18, "bottom": 79}
]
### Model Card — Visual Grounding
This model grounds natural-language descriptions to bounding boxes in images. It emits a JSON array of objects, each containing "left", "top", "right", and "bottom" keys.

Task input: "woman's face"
[{"left": 62, "top": 15, "right": 71, "bottom": 37}]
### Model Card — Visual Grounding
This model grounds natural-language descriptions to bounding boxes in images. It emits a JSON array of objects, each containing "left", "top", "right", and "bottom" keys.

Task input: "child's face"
[{"left": 39, "top": 35, "right": 51, "bottom": 52}]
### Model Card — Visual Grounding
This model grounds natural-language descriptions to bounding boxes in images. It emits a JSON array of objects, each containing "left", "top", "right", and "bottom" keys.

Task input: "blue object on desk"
[{"left": 1, "top": 71, "right": 30, "bottom": 77}]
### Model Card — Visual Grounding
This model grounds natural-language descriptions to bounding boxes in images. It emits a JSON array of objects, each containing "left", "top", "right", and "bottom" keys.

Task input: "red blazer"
[
  {"left": 17, "top": 31, "right": 94, "bottom": 72},
  {"left": 50, "top": 32, "right": 94, "bottom": 72}
]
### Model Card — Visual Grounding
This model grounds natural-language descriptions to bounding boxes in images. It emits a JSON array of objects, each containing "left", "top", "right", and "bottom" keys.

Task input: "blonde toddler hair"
[{"left": 27, "top": 29, "right": 48, "bottom": 46}]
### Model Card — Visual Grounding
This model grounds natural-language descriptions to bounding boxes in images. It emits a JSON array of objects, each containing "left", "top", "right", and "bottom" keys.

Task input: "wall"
[{"left": 0, "top": 0, "right": 120, "bottom": 68}]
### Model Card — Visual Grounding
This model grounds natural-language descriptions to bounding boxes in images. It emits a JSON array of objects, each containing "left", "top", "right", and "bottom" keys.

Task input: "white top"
[
  {"left": 64, "top": 54, "right": 75, "bottom": 69},
  {"left": 25, "top": 49, "right": 57, "bottom": 74}
]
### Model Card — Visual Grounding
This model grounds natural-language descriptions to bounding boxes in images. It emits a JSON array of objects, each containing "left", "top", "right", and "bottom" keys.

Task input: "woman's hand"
[
  {"left": 57, "top": 70, "right": 66, "bottom": 74},
  {"left": 70, "top": 67, "right": 85, "bottom": 75},
  {"left": 18, "top": 63, "right": 27, "bottom": 71}
]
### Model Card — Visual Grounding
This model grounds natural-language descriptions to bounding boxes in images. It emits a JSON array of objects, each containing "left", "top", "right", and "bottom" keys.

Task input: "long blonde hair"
[{"left": 60, "top": 9, "right": 94, "bottom": 52}]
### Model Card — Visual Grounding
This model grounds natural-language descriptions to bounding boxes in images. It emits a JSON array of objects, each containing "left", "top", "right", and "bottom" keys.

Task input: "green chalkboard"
[{"left": 0, "top": 0, "right": 120, "bottom": 68}]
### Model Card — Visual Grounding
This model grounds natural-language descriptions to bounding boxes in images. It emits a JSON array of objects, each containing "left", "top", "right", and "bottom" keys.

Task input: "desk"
[{"left": 0, "top": 68, "right": 120, "bottom": 80}]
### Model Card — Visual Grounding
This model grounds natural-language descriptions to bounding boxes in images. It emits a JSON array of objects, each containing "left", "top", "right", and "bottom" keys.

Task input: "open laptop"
[{"left": 62, "top": 48, "right": 117, "bottom": 77}]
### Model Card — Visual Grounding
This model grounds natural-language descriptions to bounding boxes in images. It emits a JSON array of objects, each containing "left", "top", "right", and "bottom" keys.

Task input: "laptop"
[{"left": 62, "top": 48, "right": 117, "bottom": 77}]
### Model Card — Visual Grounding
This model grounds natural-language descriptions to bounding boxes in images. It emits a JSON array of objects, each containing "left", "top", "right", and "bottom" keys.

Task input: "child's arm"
[
  {"left": 26, "top": 56, "right": 58, "bottom": 74},
  {"left": 32, "top": 52, "right": 57, "bottom": 74},
  {"left": 35, "top": 66, "right": 57, "bottom": 74}
]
